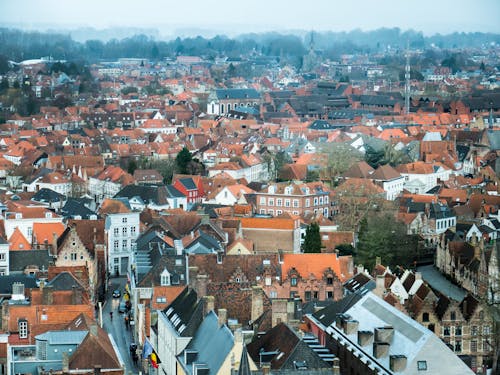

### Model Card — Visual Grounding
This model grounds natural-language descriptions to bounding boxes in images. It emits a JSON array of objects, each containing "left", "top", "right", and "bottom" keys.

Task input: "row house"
[
  {"left": 436, "top": 234, "right": 499, "bottom": 304},
  {"left": 341, "top": 161, "right": 405, "bottom": 201},
  {"left": 208, "top": 156, "right": 269, "bottom": 183},
  {"left": 172, "top": 175, "right": 204, "bottom": 206},
  {"left": 407, "top": 285, "right": 495, "bottom": 373},
  {"left": 99, "top": 198, "right": 140, "bottom": 276},
  {"left": 3, "top": 201, "right": 64, "bottom": 243},
  {"left": 253, "top": 181, "right": 332, "bottom": 218},
  {"left": 240, "top": 216, "right": 301, "bottom": 254},
  {"left": 88, "top": 165, "right": 135, "bottom": 203},
  {"left": 396, "top": 161, "right": 452, "bottom": 194}
]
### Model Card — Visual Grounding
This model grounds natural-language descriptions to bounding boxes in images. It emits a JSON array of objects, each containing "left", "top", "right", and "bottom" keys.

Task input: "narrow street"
[{"left": 101, "top": 277, "right": 139, "bottom": 374}]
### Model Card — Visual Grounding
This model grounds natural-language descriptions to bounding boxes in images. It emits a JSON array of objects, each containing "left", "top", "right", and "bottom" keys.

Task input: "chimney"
[
  {"left": 217, "top": 308, "right": 227, "bottom": 327},
  {"left": 62, "top": 352, "right": 69, "bottom": 372},
  {"left": 42, "top": 285, "right": 53, "bottom": 305},
  {"left": 185, "top": 350, "right": 198, "bottom": 365},
  {"left": 342, "top": 319, "right": 359, "bottom": 335},
  {"left": 415, "top": 272, "right": 422, "bottom": 281},
  {"left": 89, "top": 324, "right": 98, "bottom": 337},
  {"left": 203, "top": 295, "right": 215, "bottom": 316},
  {"left": 332, "top": 358, "right": 340, "bottom": 375},
  {"left": 374, "top": 275, "right": 386, "bottom": 297},
  {"left": 251, "top": 286, "right": 264, "bottom": 323},
  {"left": 71, "top": 285, "right": 82, "bottom": 305},
  {"left": 196, "top": 274, "right": 208, "bottom": 297},
  {"left": 52, "top": 232, "right": 58, "bottom": 256},
  {"left": 188, "top": 266, "right": 198, "bottom": 289},
  {"left": 373, "top": 342, "right": 390, "bottom": 359},
  {"left": 357, "top": 331, "right": 374, "bottom": 346},
  {"left": 375, "top": 327, "right": 394, "bottom": 343},
  {"left": 262, "top": 364, "right": 270, "bottom": 375},
  {"left": 390, "top": 355, "right": 407, "bottom": 372},
  {"left": 234, "top": 328, "right": 243, "bottom": 343}
]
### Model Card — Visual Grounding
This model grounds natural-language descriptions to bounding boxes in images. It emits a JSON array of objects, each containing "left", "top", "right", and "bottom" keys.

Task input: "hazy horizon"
[{"left": 1, "top": 0, "right": 500, "bottom": 40}]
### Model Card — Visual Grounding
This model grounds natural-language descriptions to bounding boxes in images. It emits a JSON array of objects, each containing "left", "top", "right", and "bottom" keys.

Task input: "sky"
[{"left": 1, "top": 0, "right": 499, "bottom": 38}]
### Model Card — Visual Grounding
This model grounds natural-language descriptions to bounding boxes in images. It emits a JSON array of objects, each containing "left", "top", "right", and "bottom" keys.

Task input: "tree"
[
  {"left": 150, "top": 158, "right": 176, "bottom": 184},
  {"left": 0, "top": 77, "right": 9, "bottom": 93},
  {"left": 127, "top": 159, "right": 138, "bottom": 175},
  {"left": 175, "top": 147, "right": 193, "bottom": 175},
  {"left": 320, "top": 143, "right": 363, "bottom": 185},
  {"left": 302, "top": 222, "right": 322, "bottom": 253},
  {"left": 334, "top": 179, "right": 385, "bottom": 231},
  {"left": 355, "top": 214, "right": 418, "bottom": 270},
  {"left": 121, "top": 86, "right": 138, "bottom": 95}
]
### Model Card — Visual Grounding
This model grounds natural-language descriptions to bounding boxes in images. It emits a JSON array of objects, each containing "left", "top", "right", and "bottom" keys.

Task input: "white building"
[
  {"left": 396, "top": 162, "right": 451, "bottom": 194},
  {"left": 100, "top": 198, "right": 140, "bottom": 276},
  {"left": 0, "top": 238, "right": 9, "bottom": 275},
  {"left": 3, "top": 202, "right": 64, "bottom": 242},
  {"left": 370, "top": 165, "right": 405, "bottom": 201},
  {"left": 307, "top": 292, "right": 474, "bottom": 374}
]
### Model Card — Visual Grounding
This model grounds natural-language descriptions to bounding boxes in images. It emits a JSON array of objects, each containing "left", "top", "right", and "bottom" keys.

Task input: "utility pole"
[{"left": 404, "top": 41, "right": 411, "bottom": 115}]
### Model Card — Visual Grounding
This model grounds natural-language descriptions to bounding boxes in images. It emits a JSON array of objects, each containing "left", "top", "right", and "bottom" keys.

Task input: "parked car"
[{"left": 112, "top": 290, "right": 121, "bottom": 298}]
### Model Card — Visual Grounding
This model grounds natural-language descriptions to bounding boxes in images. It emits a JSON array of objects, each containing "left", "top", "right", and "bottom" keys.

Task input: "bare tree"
[
  {"left": 319, "top": 143, "right": 363, "bottom": 185},
  {"left": 334, "top": 179, "right": 385, "bottom": 231}
]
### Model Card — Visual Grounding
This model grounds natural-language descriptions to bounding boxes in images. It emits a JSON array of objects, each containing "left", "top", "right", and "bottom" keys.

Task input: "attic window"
[{"left": 417, "top": 361, "right": 427, "bottom": 371}]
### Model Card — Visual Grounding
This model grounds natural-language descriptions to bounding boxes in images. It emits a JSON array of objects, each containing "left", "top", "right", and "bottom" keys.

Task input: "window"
[
  {"left": 114, "top": 228, "right": 119, "bottom": 236},
  {"left": 455, "top": 326, "right": 462, "bottom": 336},
  {"left": 260, "top": 197, "right": 266, "bottom": 205},
  {"left": 270, "top": 291, "right": 277, "bottom": 298},
  {"left": 291, "top": 277, "right": 297, "bottom": 286},
  {"left": 122, "top": 227, "right": 127, "bottom": 236},
  {"left": 19, "top": 320, "right": 28, "bottom": 338},
  {"left": 471, "top": 340, "right": 477, "bottom": 352},
  {"left": 160, "top": 269, "right": 170, "bottom": 286},
  {"left": 114, "top": 240, "right": 119, "bottom": 251},
  {"left": 265, "top": 277, "right": 271, "bottom": 286},
  {"left": 450, "top": 311, "right": 456, "bottom": 321},
  {"left": 428, "top": 324, "right": 435, "bottom": 333},
  {"left": 276, "top": 199, "right": 282, "bottom": 207},
  {"left": 313, "top": 291, "right": 318, "bottom": 299},
  {"left": 422, "top": 313, "right": 429, "bottom": 322},
  {"left": 479, "top": 311, "right": 484, "bottom": 320},
  {"left": 305, "top": 291, "right": 311, "bottom": 301},
  {"left": 276, "top": 210, "right": 282, "bottom": 215},
  {"left": 327, "top": 277, "right": 333, "bottom": 285},
  {"left": 471, "top": 326, "right": 478, "bottom": 336},
  {"left": 268, "top": 198, "right": 274, "bottom": 206},
  {"left": 483, "top": 339, "right": 488, "bottom": 352},
  {"left": 326, "top": 291, "right": 333, "bottom": 299},
  {"left": 324, "top": 196, "right": 329, "bottom": 204},
  {"left": 319, "top": 196, "right": 323, "bottom": 204},
  {"left": 417, "top": 361, "right": 427, "bottom": 371},
  {"left": 314, "top": 197, "right": 318, "bottom": 206},
  {"left": 122, "top": 240, "right": 127, "bottom": 249},
  {"left": 293, "top": 199, "right": 299, "bottom": 208},
  {"left": 0, "top": 253, "right": 5, "bottom": 261},
  {"left": 131, "top": 227, "right": 136, "bottom": 236},
  {"left": 268, "top": 209, "right": 274, "bottom": 216},
  {"left": 285, "top": 199, "right": 290, "bottom": 207},
  {"left": 455, "top": 340, "right": 462, "bottom": 352},
  {"left": 71, "top": 253, "right": 77, "bottom": 261},
  {"left": 305, "top": 199, "right": 310, "bottom": 207},
  {"left": 175, "top": 259, "right": 182, "bottom": 266},
  {"left": 443, "top": 326, "right": 450, "bottom": 336},
  {"left": 122, "top": 217, "right": 128, "bottom": 223},
  {"left": 483, "top": 325, "right": 490, "bottom": 335},
  {"left": 156, "top": 297, "right": 167, "bottom": 303}
]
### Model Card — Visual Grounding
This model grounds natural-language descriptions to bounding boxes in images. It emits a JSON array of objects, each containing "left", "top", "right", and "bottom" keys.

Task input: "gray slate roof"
[{"left": 177, "top": 310, "right": 234, "bottom": 375}]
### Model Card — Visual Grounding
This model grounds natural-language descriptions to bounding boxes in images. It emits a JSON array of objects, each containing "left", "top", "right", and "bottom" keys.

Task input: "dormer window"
[
  {"left": 18, "top": 319, "right": 28, "bottom": 338},
  {"left": 160, "top": 269, "right": 171, "bottom": 286},
  {"left": 291, "top": 277, "right": 298, "bottom": 286},
  {"left": 45, "top": 212, "right": 52, "bottom": 218}
]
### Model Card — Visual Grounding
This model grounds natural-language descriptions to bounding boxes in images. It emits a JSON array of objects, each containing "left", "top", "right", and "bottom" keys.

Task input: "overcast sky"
[{"left": 1, "top": 0, "right": 499, "bottom": 37}]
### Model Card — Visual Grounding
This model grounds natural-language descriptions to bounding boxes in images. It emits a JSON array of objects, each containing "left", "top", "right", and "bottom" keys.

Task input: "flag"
[
  {"left": 150, "top": 352, "right": 159, "bottom": 369},
  {"left": 142, "top": 339, "right": 153, "bottom": 359}
]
